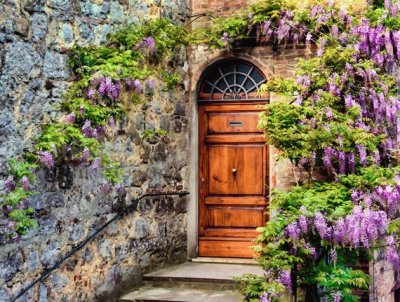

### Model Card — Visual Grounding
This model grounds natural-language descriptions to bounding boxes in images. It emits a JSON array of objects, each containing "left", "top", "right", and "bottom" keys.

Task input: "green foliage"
[
  {"left": 8, "top": 159, "right": 38, "bottom": 181},
  {"left": 141, "top": 129, "right": 168, "bottom": 140},
  {"left": 234, "top": 274, "right": 285, "bottom": 302},
  {"left": 312, "top": 262, "right": 369, "bottom": 301}
]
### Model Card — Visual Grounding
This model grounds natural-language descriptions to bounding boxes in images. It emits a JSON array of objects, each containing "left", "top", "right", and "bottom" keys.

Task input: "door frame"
[
  {"left": 197, "top": 100, "right": 269, "bottom": 258},
  {"left": 187, "top": 56, "right": 273, "bottom": 259}
]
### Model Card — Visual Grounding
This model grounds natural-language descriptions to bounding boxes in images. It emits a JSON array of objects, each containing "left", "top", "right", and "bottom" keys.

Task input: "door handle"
[
  {"left": 201, "top": 177, "right": 206, "bottom": 182},
  {"left": 232, "top": 168, "right": 237, "bottom": 174}
]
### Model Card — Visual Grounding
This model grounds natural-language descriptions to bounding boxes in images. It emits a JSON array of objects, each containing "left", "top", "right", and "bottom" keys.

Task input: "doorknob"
[
  {"left": 232, "top": 168, "right": 237, "bottom": 174},
  {"left": 201, "top": 177, "right": 205, "bottom": 182}
]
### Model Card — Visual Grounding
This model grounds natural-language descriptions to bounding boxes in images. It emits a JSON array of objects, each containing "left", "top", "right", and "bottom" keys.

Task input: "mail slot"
[{"left": 229, "top": 121, "right": 243, "bottom": 127}]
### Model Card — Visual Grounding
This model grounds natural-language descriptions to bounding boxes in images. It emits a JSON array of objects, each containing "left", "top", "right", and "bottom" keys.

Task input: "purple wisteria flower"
[
  {"left": 221, "top": 32, "right": 229, "bottom": 44},
  {"left": 126, "top": 78, "right": 134, "bottom": 91},
  {"left": 144, "top": 36, "right": 156, "bottom": 53},
  {"left": 5, "top": 175, "right": 16, "bottom": 191},
  {"left": 347, "top": 152, "right": 356, "bottom": 174},
  {"left": 317, "top": 38, "right": 327, "bottom": 57},
  {"left": 259, "top": 293, "right": 271, "bottom": 302},
  {"left": 21, "top": 176, "right": 30, "bottom": 191},
  {"left": 115, "top": 183, "right": 126, "bottom": 197},
  {"left": 100, "top": 181, "right": 112, "bottom": 195},
  {"left": 38, "top": 151, "right": 55, "bottom": 169},
  {"left": 298, "top": 215, "right": 308, "bottom": 233},
  {"left": 306, "top": 33, "right": 313, "bottom": 44},
  {"left": 285, "top": 221, "right": 301, "bottom": 240},
  {"left": 98, "top": 77, "right": 121, "bottom": 100},
  {"left": 108, "top": 117, "right": 115, "bottom": 128},
  {"left": 357, "top": 144, "right": 367, "bottom": 166},
  {"left": 81, "top": 147, "right": 90, "bottom": 163},
  {"left": 333, "top": 292, "right": 342, "bottom": 302},
  {"left": 64, "top": 112, "right": 76, "bottom": 124},
  {"left": 87, "top": 89, "right": 96, "bottom": 100},
  {"left": 82, "top": 120, "right": 93, "bottom": 138},
  {"left": 338, "top": 150, "right": 346, "bottom": 174},
  {"left": 134, "top": 79, "right": 143, "bottom": 94},
  {"left": 91, "top": 158, "right": 102, "bottom": 172},
  {"left": 386, "top": 236, "right": 400, "bottom": 267},
  {"left": 332, "top": 25, "right": 339, "bottom": 39},
  {"left": 314, "top": 212, "right": 330, "bottom": 240},
  {"left": 279, "top": 270, "right": 292, "bottom": 289}
]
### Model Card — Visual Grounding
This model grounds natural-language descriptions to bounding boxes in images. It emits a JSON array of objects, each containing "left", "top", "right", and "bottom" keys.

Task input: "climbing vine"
[
  {"left": 4, "top": 1, "right": 400, "bottom": 301},
  {"left": 1, "top": 18, "right": 190, "bottom": 241},
  {"left": 205, "top": 0, "right": 400, "bottom": 301}
]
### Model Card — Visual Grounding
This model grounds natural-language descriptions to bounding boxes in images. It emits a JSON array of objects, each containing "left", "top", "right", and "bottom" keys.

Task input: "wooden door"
[{"left": 198, "top": 102, "right": 269, "bottom": 258}]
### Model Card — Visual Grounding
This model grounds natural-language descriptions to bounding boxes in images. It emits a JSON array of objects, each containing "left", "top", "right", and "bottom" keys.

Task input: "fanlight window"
[{"left": 198, "top": 59, "right": 267, "bottom": 101}]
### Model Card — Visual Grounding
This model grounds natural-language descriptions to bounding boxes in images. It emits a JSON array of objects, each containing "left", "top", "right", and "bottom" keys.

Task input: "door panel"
[
  {"left": 207, "top": 206, "right": 264, "bottom": 227},
  {"left": 208, "top": 145, "right": 264, "bottom": 195},
  {"left": 198, "top": 102, "right": 269, "bottom": 258},
  {"left": 208, "top": 112, "right": 262, "bottom": 134}
]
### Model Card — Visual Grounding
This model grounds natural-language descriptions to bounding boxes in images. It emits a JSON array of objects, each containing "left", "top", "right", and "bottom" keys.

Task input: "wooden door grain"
[{"left": 198, "top": 102, "right": 269, "bottom": 258}]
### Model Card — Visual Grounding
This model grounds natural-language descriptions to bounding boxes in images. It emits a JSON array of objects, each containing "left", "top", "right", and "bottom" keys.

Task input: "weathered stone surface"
[
  {"left": 32, "top": 13, "right": 48, "bottom": 42},
  {"left": 51, "top": 273, "right": 69, "bottom": 292},
  {"left": 134, "top": 217, "right": 150, "bottom": 239},
  {"left": 0, "top": 0, "right": 188, "bottom": 301},
  {"left": 27, "top": 251, "right": 39, "bottom": 272},
  {"left": 43, "top": 51, "right": 70, "bottom": 80},
  {"left": 99, "top": 239, "right": 112, "bottom": 258},
  {"left": 39, "top": 283, "right": 48, "bottom": 302},
  {"left": 0, "top": 251, "right": 23, "bottom": 281},
  {"left": 0, "top": 287, "right": 10, "bottom": 302},
  {"left": 68, "top": 224, "right": 85, "bottom": 242},
  {"left": 41, "top": 241, "right": 61, "bottom": 268},
  {"left": 3, "top": 42, "right": 41, "bottom": 80},
  {"left": 131, "top": 170, "right": 147, "bottom": 187},
  {"left": 38, "top": 214, "right": 58, "bottom": 235}
]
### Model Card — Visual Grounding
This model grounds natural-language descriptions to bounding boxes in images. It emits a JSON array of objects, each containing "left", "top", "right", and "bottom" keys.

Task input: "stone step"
[
  {"left": 120, "top": 262, "right": 264, "bottom": 302},
  {"left": 119, "top": 286, "right": 243, "bottom": 302},
  {"left": 143, "top": 262, "right": 264, "bottom": 284}
]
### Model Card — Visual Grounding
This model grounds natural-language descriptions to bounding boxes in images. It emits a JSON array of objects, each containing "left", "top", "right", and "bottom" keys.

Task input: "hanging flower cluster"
[{"left": 212, "top": 0, "right": 400, "bottom": 301}]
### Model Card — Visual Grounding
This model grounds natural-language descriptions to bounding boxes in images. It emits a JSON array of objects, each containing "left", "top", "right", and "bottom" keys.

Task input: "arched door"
[{"left": 198, "top": 59, "right": 269, "bottom": 258}]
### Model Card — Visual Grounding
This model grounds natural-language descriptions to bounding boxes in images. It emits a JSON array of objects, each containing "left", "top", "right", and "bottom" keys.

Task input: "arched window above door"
[{"left": 198, "top": 59, "right": 267, "bottom": 101}]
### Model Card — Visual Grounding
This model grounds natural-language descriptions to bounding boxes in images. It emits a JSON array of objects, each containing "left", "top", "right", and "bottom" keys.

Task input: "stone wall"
[{"left": 0, "top": 0, "right": 190, "bottom": 301}]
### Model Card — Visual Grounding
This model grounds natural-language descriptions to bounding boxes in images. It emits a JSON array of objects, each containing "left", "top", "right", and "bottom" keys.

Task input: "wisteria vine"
[
  {"left": 1, "top": 19, "right": 189, "bottom": 242},
  {"left": 207, "top": 0, "right": 400, "bottom": 301}
]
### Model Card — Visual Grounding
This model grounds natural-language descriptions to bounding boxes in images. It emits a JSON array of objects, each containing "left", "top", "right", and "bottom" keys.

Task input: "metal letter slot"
[{"left": 228, "top": 121, "right": 243, "bottom": 127}]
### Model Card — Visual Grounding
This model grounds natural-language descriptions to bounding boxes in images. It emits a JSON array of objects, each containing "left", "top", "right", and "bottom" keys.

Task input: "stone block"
[
  {"left": 43, "top": 51, "right": 70, "bottom": 80},
  {"left": 41, "top": 241, "right": 61, "bottom": 269},
  {"left": 134, "top": 217, "right": 149, "bottom": 239},
  {"left": 68, "top": 224, "right": 85, "bottom": 242},
  {"left": 27, "top": 250, "right": 39, "bottom": 272},
  {"left": 38, "top": 214, "right": 58, "bottom": 235},
  {"left": 0, "top": 251, "right": 22, "bottom": 282},
  {"left": 99, "top": 239, "right": 112, "bottom": 258},
  {"left": 3, "top": 42, "right": 41, "bottom": 80}
]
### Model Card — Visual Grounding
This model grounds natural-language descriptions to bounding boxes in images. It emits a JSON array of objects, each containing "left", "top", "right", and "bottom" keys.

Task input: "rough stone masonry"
[{"left": 0, "top": 0, "right": 190, "bottom": 301}]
